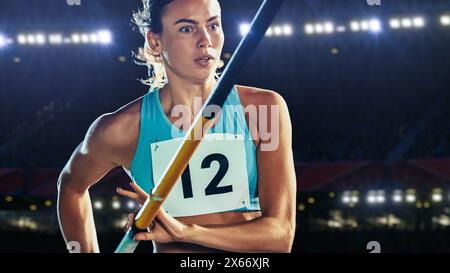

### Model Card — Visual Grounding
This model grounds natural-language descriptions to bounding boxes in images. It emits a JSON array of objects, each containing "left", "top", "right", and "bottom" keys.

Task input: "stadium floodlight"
[
  {"left": 412, "top": 17, "right": 425, "bottom": 28},
  {"left": 94, "top": 201, "right": 103, "bottom": 210},
  {"left": 17, "top": 34, "right": 27, "bottom": 44},
  {"left": 89, "top": 33, "right": 99, "bottom": 43},
  {"left": 432, "top": 193, "right": 443, "bottom": 203},
  {"left": 98, "top": 30, "right": 112, "bottom": 44},
  {"left": 367, "top": 190, "right": 385, "bottom": 204},
  {"left": 431, "top": 189, "right": 443, "bottom": 203},
  {"left": 273, "top": 26, "right": 283, "bottom": 36},
  {"left": 81, "top": 33, "right": 90, "bottom": 44},
  {"left": 315, "top": 24, "right": 324, "bottom": 34},
  {"left": 49, "top": 34, "right": 63, "bottom": 44},
  {"left": 239, "top": 23, "right": 251, "bottom": 36},
  {"left": 265, "top": 27, "right": 273, "bottom": 36},
  {"left": 367, "top": 195, "right": 377, "bottom": 204},
  {"left": 112, "top": 200, "right": 121, "bottom": 210},
  {"left": 401, "top": 18, "right": 412, "bottom": 28},
  {"left": 27, "top": 34, "right": 36, "bottom": 44},
  {"left": 127, "top": 201, "right": 136, "bottom": 209},
  {"left": 71, "top": 33, "right": 81, "bottom": 44},
  {"left": 406, "top": 192, "right": 416, "bottom": 203},
  {"left": 282, "top": 24, "right": 293, "bottom": 36},
  {"left": 360, "top": 21, "right": 369, "bottom": 31},
  {"left": 376, "top": 195, "right": 385, "bottom": 203},
  {"left": 350, "top": 21, "right": 360, "bottom": 32},
  {"left": 0, "top": 34, "right": 7, "bottom": 48},
  {"left": 305, "top": 24, "right": 314, "bottom": 34},
  {"left": 369, "top": 19, "right": 382, "bottom": 32},
  {"left": 36, "top": 33, "right": 46, "bottom": 45},
  {"left": 350, "top": 196, "right": 359, "bottom": 203},
  {"left": 342, "top": 191, "right": 351, "bottom": 204},
  {"left": 324, "top": 22, "right": 334, "bottom": 33},
  {"left": 441, "top": 15, "right": 450, "bottom": 26},
  {"left": 392, "top": 190, "right": 403, "bottom": 203},
  {"left": 367, "top": 190, "right": 377, "bottom": 204},
  {"left": 390, "top": 18, "right": 401, "bottom": 29}
]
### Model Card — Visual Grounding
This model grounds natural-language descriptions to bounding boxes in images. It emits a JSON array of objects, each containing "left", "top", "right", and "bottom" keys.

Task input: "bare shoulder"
[
  {"left": 83, "top": 96, "right": 143, "bottom": 164},
  {"left": 235, "top": 85, "right": 287, "bottom": 108}
]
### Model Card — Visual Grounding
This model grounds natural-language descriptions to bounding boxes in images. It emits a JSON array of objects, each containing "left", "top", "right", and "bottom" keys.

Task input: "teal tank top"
[{"left": 128, "top": 86, "right": 260, "bottom": 214}]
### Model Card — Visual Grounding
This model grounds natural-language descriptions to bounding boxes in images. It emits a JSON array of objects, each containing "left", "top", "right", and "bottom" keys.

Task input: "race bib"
[{"left": 150, "top": 133, "right": 251, "bottom": 217}]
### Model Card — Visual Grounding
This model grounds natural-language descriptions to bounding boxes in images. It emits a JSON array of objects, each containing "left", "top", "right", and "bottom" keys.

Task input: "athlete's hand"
[
  {"left": 116, "top": 181, "right": 190, "bottom": 244},
  {"left": 116, "top": 181, "right": 148, "bottom": 205},
  {"left": 133, "top": 207, "right": 190, "bottom": 243}
]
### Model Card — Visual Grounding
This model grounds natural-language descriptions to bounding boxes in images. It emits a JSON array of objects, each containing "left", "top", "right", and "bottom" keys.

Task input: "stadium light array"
[
  {"left": 341, "top": 191, "right": 359, "bottom": 205},
  {"left": 48, "top": 34, "right": 63, "bottom": 44},
  {"left": 304, "top": 21, "right": 334, "bottom": 35},
  {"left": 367, "top": 190, "right": 385, "bottom": 205},
  {"left": 14, "top": 30, "right": 112, "bottom": 46},
  {"left": 390, "top": 16, "right": 425, "bottom": 29},
  {"left": 350, "top": 18, "right": 382, "bottom": 33},
  {"left": 240, "top": 22, "right": 294, "bottom": 37},
  {"left": 342, "top": 191, "right": 351, "bottom": 204},
  {"left": 273, "top": 26, "right": 283, "bottom": 36}
]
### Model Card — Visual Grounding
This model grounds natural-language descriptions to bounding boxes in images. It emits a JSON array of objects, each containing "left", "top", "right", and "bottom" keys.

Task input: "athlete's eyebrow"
[{"left": 174, "top": 16, "right": 221, "bottom": 25}]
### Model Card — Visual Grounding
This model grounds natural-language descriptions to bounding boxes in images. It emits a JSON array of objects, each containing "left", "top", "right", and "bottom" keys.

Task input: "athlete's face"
[{"left": 151, "top": 0, "right": 224, "bottom": 84}]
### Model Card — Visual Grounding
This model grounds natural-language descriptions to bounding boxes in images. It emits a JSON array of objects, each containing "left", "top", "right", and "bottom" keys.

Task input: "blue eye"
[
  {"left": 180, "top": 26, "right": 193, "bottom": 33},
  {"left": 210, "top": 23, "right": 220, "bottom": 31}
]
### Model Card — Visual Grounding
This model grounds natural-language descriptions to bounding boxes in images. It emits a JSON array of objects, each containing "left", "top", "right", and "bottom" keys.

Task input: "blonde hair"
[{"left": 132, "top": 39, "right": 168, "bottom": 89}]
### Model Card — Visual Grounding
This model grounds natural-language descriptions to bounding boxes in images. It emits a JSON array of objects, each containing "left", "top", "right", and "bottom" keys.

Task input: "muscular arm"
[
  {"left": 57, "top": 114, "right": 123, "bottom": 253},
  {"left": 182, "top": 91, "right": 297, "bottom": 252}
]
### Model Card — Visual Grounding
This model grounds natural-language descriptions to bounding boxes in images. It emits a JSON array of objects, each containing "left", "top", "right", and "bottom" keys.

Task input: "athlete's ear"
[{"left": 146, "top": 31, "right": 163, "bottom": 57}]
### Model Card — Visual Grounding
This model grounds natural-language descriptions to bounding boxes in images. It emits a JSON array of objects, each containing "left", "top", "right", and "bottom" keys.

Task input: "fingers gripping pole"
[{"left": 115, "top": 0, "right": 285, "bottom": 253}]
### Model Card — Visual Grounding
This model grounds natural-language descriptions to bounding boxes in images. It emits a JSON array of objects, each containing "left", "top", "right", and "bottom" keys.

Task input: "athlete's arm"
[
  {"left": 183, "top": 90, "right": 296, "bottom": 252},
  {"left": 57, "top": 113, "right": 124, "bottom": 253}
]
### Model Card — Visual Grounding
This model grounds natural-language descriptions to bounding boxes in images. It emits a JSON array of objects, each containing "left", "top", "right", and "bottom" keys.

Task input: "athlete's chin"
[{"left": 190, "top": 72, "right": 216, "bottom": 84}]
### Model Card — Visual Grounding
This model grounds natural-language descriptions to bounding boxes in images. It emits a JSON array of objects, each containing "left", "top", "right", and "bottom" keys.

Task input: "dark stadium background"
[{"left": 1, "top": 0, "right": 450, "bottom": 252}]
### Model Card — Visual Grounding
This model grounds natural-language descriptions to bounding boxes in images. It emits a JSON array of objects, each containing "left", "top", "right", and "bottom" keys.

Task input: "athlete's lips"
[
  {"left": 194, "top": 54, "right": 215, "bottom": 62},
  {"left": 194, "top": 54, "right": 215, "bottom": 67}
]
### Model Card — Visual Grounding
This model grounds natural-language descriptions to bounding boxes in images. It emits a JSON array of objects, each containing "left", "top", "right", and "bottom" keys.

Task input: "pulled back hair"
[
  {"left": 132, "top": 0, "right": 224, "bottom": 89},
  {"left": 132, "top": 0, "right": 174, "bottom": 88}
]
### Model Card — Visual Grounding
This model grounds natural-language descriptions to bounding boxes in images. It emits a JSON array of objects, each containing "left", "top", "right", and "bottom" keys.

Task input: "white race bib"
[{"left": 150, "top": 133, "right": 250, "bottom": 217}]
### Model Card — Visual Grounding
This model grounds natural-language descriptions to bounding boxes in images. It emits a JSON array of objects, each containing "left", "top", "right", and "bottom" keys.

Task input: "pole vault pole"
[{"left": 115, "top": 0, "right": 285, "bottom": 253}]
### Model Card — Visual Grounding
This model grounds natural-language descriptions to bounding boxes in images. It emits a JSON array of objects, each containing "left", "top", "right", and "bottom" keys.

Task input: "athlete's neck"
[{"left": 160, "top": 77, "right": 217, "bottom": 117}]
